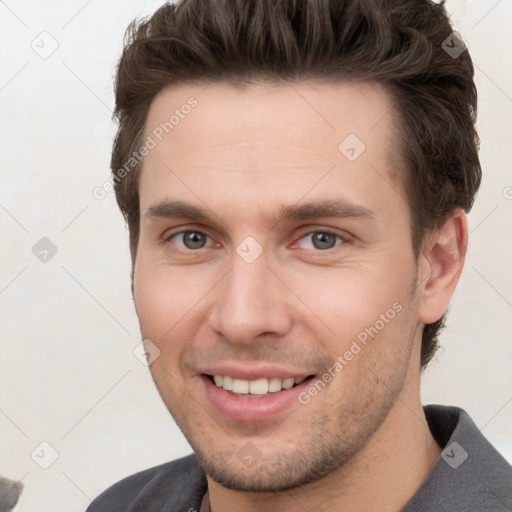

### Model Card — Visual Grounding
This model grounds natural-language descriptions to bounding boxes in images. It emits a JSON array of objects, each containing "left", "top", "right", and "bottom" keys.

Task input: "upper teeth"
[{"left": 213, "top": 375, "right": 306, "bottom": 395}]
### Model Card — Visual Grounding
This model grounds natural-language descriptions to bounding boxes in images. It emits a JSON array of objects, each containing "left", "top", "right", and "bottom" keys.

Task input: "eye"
[
  {"left": 163, "top": 228, "right": 347, "bottom": 253},
  {"left": 296, "top": 230, "right": 345, "bottom": 251},
  {"left": 165, "top": 230, "right": 215, "bottom": 250}
]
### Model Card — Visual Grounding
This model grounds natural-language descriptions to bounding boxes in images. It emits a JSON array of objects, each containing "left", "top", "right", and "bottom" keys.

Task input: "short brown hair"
[{"left": 111, "top": 0, "right": 481, "bottom": 368}]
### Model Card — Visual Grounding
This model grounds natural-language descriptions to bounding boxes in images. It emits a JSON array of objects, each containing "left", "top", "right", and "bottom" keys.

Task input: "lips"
[{"left": 200, "top": 371, "right": 316, "bottom": 422}]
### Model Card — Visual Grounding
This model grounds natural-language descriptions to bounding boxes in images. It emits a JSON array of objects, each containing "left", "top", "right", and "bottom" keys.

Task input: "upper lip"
[{"left": 199, "top": 364, "right": 314, "bottom": 381}]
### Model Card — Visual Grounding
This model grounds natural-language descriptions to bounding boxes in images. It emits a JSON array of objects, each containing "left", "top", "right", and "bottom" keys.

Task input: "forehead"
[
  {"left": 144, "top": 79, "right": 398, "bottom": 153},
  {"left": 139, "top": 80, "right": 405, "bottom": 221}
]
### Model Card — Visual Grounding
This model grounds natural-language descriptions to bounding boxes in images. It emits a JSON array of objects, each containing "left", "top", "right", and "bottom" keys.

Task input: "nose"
[{"left": 207, "top": 250, "right": 292, "bottom": 345}]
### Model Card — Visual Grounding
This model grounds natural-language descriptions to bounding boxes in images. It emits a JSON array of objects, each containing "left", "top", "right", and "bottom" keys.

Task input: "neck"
[{"left": 205, "top": 356, "right": 441, "bottom": 512}]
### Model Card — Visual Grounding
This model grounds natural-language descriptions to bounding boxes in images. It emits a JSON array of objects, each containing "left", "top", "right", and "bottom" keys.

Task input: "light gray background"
[{"left": 1, "top": 1, "right": 511, "bottom": 510}]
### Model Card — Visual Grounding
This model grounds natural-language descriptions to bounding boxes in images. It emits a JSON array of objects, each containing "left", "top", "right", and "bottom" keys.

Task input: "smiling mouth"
[{"left": 206, "top": 374, "right": 316, "bottom": 397}]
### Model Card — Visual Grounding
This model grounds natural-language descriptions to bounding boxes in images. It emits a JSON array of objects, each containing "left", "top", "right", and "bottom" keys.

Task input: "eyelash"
[{"left": 162, "top": 227, "right": 349, "bottom": 253}]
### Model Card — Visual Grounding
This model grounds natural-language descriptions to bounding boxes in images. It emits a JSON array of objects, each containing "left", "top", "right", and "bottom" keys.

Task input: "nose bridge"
[{"left": 209, "top": 247, "right": 290, "bottom": 344}]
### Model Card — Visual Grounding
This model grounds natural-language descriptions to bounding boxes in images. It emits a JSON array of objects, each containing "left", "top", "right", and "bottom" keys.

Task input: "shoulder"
[
  {"left": 452, "top": 406, "right": 512, "bottom": 509},
  {"left": 86, "top": 453, "right": 207, "bottom": 512},
  {"left": 404, "top": 405, "right": 512, "bottom": 511}
]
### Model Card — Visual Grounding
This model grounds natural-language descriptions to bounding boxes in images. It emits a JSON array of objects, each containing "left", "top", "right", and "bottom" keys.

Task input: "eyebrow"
[{"left": 145, "top": 198, "right": 375, "bottom": 226}]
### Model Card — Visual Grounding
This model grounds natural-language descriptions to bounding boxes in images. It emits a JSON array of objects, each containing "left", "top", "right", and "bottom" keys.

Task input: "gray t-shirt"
[{"left": 86, "top": 405, "right": 512, "bottom": 511}]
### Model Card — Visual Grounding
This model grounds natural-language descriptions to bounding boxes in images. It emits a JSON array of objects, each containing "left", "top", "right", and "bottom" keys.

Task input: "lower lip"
[{"left": 201, "top": 375, "right": 313, "bottom": 422}]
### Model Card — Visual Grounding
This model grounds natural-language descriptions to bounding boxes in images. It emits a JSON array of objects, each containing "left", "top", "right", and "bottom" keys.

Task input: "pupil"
[
  {"left": 184, "top": 232, "right": 206, "bottom": 249},
  {"left": 313, "top": 233, "right": 336, "bottom": 250}
]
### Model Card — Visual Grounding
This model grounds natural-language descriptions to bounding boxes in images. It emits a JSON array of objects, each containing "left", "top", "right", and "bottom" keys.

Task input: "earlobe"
[{"left": 417, "top": 209, "right": 468, "bottom": 324}]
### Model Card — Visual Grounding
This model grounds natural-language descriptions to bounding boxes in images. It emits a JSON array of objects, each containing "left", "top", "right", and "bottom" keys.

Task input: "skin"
[{"left": 133, "top": 80, "right": 468, "bottom": 511}]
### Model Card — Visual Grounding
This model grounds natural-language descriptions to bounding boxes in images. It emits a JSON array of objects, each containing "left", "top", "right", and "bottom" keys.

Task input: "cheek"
[
  {"left": 133, "top": 261, "right": 203, "bottom": 338},
  {"left": 284, "top": 264, "right": 411, "bottom": 344},
  {"left": 133, "top": 269, "right": 190, "bottom": 389}
]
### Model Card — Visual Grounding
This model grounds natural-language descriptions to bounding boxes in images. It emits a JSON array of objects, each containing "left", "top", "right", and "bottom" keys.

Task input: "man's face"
[{"left": 134, "top": 81, "right": 423, "bottom": 491}]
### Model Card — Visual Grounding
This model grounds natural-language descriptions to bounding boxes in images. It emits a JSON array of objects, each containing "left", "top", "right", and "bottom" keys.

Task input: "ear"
[{"left": 416, "top": 209, "right": 468, "bottom": 324}]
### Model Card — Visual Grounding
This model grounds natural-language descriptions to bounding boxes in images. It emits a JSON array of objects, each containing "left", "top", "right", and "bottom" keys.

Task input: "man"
[{"left": 87, "top": 0, "right": 512, "bottom": 510}]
